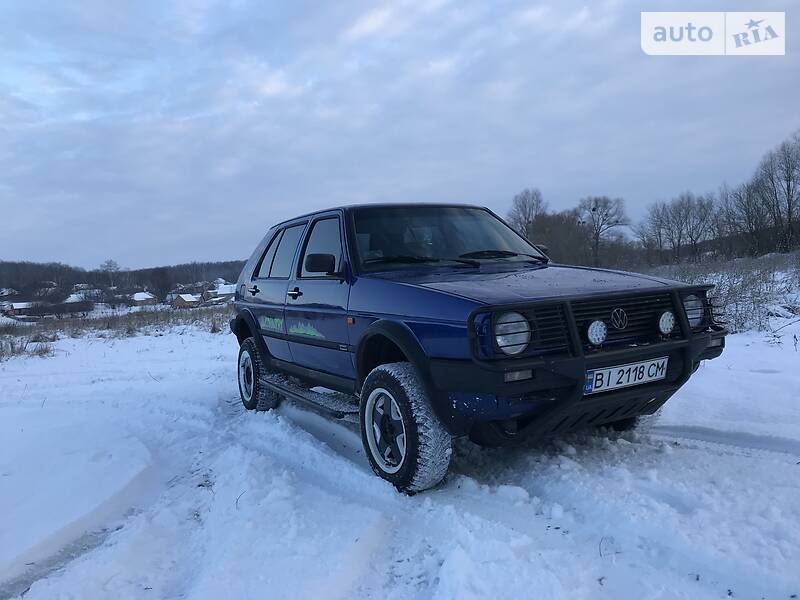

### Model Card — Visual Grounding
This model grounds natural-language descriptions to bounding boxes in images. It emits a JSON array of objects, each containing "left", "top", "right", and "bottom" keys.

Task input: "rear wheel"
[
  {"left": 238, "top": 337, "right": 280, "bottom": 411},
  {"left": 359, "top": 363, "right": 452, "bottom": 493}
]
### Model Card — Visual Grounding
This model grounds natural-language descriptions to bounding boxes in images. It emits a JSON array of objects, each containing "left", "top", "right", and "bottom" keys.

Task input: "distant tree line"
[
  {"left": 507, "top": 190, "right": 638, "bottom": 268},
  {"left": 0, "top": 259, "right": 245, "bottom": 301},
  {"left": 4, "top": 130, "right": 798, "bottom": 295},
  {"left": 507, "top": 130, "right": 800, "bottom": 269}
]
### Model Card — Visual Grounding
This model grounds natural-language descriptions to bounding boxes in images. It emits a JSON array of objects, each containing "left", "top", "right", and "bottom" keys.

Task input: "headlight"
[
  {"left": 495, "top": 312, "right": 531, "bottom": 355},
  {"left": 683, "top": 294, "right": 705, "bottom": 328}
]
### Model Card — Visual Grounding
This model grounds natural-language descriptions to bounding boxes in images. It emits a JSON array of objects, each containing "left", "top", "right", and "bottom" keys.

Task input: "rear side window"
[
  {"left": 269, "top": 224, "right": 305, "bottom": 278},
  {"left": 300, "top": 218, "right": 343, "bottom": 277},
  {"left": 254, "top": 231, "right": 281, "bottom": 279}
]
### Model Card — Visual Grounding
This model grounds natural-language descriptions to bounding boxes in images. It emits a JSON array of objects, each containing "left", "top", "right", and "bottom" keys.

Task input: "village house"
[
  {"left": 202, "top": 282, "right": 237, "bottom": 303},
  {"left": 172, "top": 293, "right": 202, "bottom": 309},
  {"left": 6, "top": 302, "right": 34, "bottom": 316},
  {"left": 82, "top": 288, "right": 104, "bottom": 301},
  {"left": 131, "top": 291, "right": 158, "bottom": 306}
]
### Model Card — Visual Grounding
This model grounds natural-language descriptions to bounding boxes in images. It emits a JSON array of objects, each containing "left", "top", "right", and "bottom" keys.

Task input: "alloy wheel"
[
  {"left": 238, "top": 351, "right": 254, "bottom": 402},
  {"left": 364, "top": 387, "right": 407, "bottom": 474}
]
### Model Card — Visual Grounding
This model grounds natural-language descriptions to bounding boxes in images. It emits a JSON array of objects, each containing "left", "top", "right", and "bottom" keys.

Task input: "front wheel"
[
  {"left": 238, "top": 337, "right": 280, "bottom": 411},
  {"left": 359, "top": 363, "right": 452, "bottom": 494}
]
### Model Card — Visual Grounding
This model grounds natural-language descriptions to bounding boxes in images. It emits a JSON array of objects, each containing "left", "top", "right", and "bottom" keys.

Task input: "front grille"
[
  {"left": 571, "top": 293, "right": 678, "bottom": 350},
  {"left": 472, "top": 291, "right": 695, "bottom": 362},
  {"left": 522, "top": 304, "right": 571, "bottom": 357}
]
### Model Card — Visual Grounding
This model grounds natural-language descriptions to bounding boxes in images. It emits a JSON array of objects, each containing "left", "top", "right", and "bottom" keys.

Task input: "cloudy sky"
[{"left": 1, "top": 0, "right": 797, "bottom": 269}]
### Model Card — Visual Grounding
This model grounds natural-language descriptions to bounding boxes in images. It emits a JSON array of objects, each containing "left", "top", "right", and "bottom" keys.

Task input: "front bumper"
[{"left": 427, "top": 327, "right": 726, "bottom": 438}]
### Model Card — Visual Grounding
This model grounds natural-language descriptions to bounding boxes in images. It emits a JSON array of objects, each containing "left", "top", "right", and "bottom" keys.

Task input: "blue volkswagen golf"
[{"left": 230, "top": 204, "right": 726, "bottom": 493}]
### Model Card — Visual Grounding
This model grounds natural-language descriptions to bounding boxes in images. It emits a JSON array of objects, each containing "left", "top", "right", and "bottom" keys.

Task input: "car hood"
[{"left": 382, "top": 264, "right": 683, "bottom": 305}]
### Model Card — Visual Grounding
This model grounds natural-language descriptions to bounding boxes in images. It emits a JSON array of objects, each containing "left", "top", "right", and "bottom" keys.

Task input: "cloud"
[
  {"left": 417, "top": 56, "right": 459, "bottom": 77},
  {"left": 220, "top": 59, "right": 306, "bottom": 106},
  {"left": 343, "top": 7, "right": 395, "bottom": 41},
  {"left": 341, "top": 0, "right": 452, "bottom": 43},
  {"left": 0, "top": 0, "right": 798, "bottom": 268},
  {"left": 513, "top": 3, "right": 617, "bottom": 36},
  {"left": 514, "top": 5, "right": 551, "bottom": 27}
]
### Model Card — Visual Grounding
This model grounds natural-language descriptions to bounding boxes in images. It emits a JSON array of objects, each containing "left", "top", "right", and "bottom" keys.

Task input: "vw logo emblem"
[{"left": 610, "top": 308, "right": 628, "bottom": 330}]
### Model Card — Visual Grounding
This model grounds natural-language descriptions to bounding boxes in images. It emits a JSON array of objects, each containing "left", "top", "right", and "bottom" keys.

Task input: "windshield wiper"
[
  {"left": 459, "top": 249, "right": 547, "bottom": 262},
  {"left": 364, "top": 255, "right": 479, "bottom": 267},
  {"left": 364, "top": 255, "right": 439, "bottom": 264}
]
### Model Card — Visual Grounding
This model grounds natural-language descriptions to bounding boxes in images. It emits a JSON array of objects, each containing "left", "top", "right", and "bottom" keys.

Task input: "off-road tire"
[
  {"left": 238, "top": 337, "right": 280, "bottom": 411},
  {"left": 359, "top": 363, "right": 452, "bottom": 494}
]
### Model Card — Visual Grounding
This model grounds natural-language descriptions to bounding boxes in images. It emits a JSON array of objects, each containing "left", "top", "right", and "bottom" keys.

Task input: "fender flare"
[
  {"left": 355, "top": 320, "right": 431, "bottom": 389},
  {"left": 355, "top": 320, "right": 470, "bottom": 436},
  {"left": 230, "top": 309, "right": 271, "bottom": 361}
]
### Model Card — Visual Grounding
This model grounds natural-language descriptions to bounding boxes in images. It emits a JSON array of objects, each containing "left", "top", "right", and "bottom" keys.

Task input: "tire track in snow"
[
  {"left": 7, "top": 331, "right": 800, "bottom": 599},
  {"left": 650, "top": 424, "right": 800, "bottom": 458},
  {"left": 231, "top": 404, "right": 800, "bottom": 599},
  {"left": 448, "top": 430, "right": 800, "bottom": 599}
]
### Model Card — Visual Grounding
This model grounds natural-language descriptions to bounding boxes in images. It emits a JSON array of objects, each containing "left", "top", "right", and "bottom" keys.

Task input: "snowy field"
[{"left": 1, "top": 325, "right": 799, "bottom": 599}]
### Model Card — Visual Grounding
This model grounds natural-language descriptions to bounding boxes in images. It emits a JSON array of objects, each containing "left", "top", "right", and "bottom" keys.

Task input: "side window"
[
  {"left": 300, "top": 218, "right": 343, "bottom": 277},
  {"left": 254, "top": 231, "right": 281, "bottom": 279},
  {"left": 269, "top": 224, "right": 305, "bottom": 278}
]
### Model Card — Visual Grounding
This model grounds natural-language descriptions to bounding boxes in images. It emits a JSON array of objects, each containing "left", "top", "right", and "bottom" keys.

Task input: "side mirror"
[
  {"left": 304, "top": 253, "right": 337, "bottom": 275},
  {"left": 535, "top": 243, "right": 549, "bottom": 256}
]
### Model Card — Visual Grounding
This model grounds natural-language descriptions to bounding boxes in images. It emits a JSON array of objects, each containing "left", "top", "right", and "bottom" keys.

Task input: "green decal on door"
[
  {"left": 259, "top": 316, "right": 284, "bottom": 332},
  {"left": 289, "top": 322, "right": 325, "bottom": 339}
]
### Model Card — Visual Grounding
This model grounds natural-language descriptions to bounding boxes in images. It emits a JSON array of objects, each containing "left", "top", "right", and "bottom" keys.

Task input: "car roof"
[{"left": 270, "top": 202, "right": 490, "bottom": 228}]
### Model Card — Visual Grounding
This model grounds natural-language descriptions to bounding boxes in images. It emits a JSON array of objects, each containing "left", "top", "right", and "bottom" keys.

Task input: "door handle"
[
  {"left": 287, "top": 287, "right": 303, "bottom": 299},
  {"left": 248, "top": 285, "right": 260, "bottom": 296}
]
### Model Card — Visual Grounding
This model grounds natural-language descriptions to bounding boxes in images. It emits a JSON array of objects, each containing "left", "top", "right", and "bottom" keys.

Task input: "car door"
[
  {"left": 246, "top": 222, "right": 306, "bottom": 364},
  {"left": 284, "top": 213, "right": 354, "bottom": 378}
]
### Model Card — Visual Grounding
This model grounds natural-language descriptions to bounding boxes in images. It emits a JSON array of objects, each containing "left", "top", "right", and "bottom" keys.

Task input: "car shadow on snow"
[
  {"left": 225, "top": 393, "right": 668, "bottom": 495},
  {"left": 448, "top": 423, "right": 658, "bottom": 488}
]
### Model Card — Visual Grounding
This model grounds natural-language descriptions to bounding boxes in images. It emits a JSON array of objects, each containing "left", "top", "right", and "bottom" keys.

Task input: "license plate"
[{"left": 584, "top": 357, "right": 668, "bottom": 395}]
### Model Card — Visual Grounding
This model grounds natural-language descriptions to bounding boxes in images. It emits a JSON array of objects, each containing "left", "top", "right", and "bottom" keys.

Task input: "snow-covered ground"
[{"left": 1, "top": 325, "right": 798, "bottom": 599}]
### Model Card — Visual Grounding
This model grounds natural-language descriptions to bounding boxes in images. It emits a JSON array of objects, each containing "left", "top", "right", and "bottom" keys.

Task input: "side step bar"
[{"left": 260, "top": 373, "right": 359, "bottom": 425}]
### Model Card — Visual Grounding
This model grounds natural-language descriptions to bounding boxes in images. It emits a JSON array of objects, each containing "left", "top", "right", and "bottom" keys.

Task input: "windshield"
[{"left": 351, "top": 205, "right": 546, "bottom": 272}]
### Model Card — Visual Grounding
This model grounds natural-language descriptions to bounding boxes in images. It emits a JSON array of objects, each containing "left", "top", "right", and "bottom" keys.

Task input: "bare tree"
[
  {"left": 712, "top": 183, "right": 738, "bottom": 259},
  {"left": 577, "top": 196, "right": 629, "bottom": 266},
  {"left": 661, "top": 193, "right": 693, "bottom": 262},
  {"left": 753, "top": 133, "right": 800, "bottom": 252},
  {"left": 756, "top": 150, "right": 785, "bottom": 249},
  {"left": 635, "top": 202, "right": 670, "bottom": 265},
  {"left": 684, "top": 193, "right": 715, "bottom": 261},
  {"left": 507, "top": 188, "right": 548, "bottom": 239},
  {"left": 774, "top": 136, "right": 800, "bottom": 250},
  {"left": 731, "top": 181, "right": 770, "bottom": 255},
  {"left": 99, "top": 259, "right": 120, "bottom": 287},
  {"left": 528, "top": 208, "right": 591, "bottom": 264}
]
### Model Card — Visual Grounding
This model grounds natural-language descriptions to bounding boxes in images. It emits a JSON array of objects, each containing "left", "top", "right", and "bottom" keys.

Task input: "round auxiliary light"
[
  {"left": 682, "top": 294, "right": 705, "bottom": 328},
  {"left": 658, "top": 311, "right": 676, "bottom": 335},
  {"left": 495, "top": 311, "right": 531, "bottom": 355},
  {"left": 587, "top": 320, "right": 607, "bottom": 346}
]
